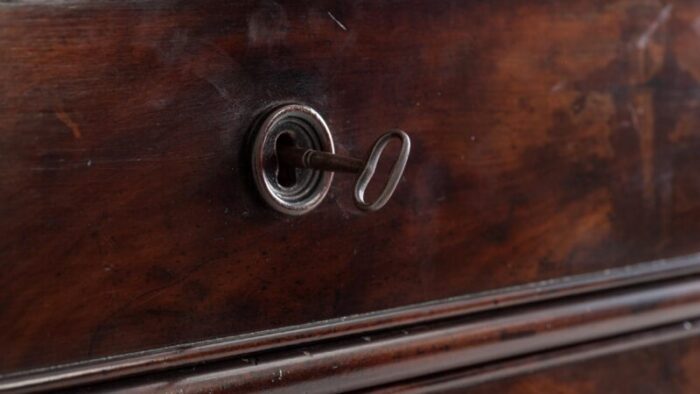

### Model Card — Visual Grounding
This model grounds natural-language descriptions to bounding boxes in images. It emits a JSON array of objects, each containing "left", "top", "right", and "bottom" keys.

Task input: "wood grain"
[
  {"left": 3, "top": 254, "right": 698, "bottom": 392},
  {"left": 372, "top": 319, "right": 700, "bottom": 393},
  {"left": 67, "top": 276, "right": 700, "bottom": 393},
  {"left": 4, "top": 0, "right": 700, "bottom": 377},
  {"left": 421, "top": 328, "right": 700, "bottom": 394}
]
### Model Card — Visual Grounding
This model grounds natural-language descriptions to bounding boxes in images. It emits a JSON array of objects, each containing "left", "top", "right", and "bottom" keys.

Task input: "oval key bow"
[{"left": 353, "top": 130, "right": 411, "bottom": 211}]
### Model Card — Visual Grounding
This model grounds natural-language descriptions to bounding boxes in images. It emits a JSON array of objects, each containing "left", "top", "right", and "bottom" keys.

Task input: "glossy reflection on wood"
[
  {"left": 3, "top": 0, "right": 700, "bottom": 376},
  {"left": 450, "top": 333, "right": 700, "bottom": 394},
  {"left": 66, "top": 276, "right": 700, "bottom": 393},
  {"left": 373, "top": 320, "right": 700, "bottom": 393}
]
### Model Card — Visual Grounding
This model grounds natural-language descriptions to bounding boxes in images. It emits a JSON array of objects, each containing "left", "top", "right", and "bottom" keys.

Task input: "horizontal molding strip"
[
  {"left": 373, "top": 317, "right": 700, "bottom": 393},
  {"left": 2, "top": 252, "right": 700, "bottom": 392},
  {"left": 95, "top": 276, "right": 700, "bottom": 393}
]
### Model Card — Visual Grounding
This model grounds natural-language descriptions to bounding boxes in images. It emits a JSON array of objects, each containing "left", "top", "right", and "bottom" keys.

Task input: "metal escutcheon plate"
[{"left": 251, "top": 104, "right": 335, "bottom": 216}]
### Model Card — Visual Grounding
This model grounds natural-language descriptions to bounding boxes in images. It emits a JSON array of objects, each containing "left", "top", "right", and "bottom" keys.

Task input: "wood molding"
[
  {"left": 83, "top": 275, "right": 700, "bottom": 393},
  {"left": 372, "top": 318, "right": 700, "bottom": 393},
  {"left": 3, "top": 253, "right": 700, "bottom": 392}
]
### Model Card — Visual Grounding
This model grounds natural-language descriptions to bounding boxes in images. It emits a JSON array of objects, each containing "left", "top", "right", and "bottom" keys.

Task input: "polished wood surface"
[
  {"left": 5, "top": 255, "right": 700, "bottom": 392},
  {"left": 67, "top": 276, "right": 700, "bottom": 393},
  {"left": 449, "top": 333, "right": 700, "bottom": 394},
  {"left": 3, "top": 0, "right": 700, "bottom": 381},
  {"left": 375, "top": 319, "right": 700, "bottom": 393},
  {"left": 4, "top": 254, "right": 700, "bottom": 392}
]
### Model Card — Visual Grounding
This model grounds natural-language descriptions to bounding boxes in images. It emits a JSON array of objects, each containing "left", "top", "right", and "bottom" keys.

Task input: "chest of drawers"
[{"left": 2, "top": 1, "right": 700, "bottom": 392}]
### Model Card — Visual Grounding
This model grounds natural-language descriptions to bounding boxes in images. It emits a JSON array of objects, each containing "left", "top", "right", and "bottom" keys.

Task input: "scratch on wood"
[
  {"left": 628, "top": 103, "right": 654, "bottom": 207},
  {"left": 693, "top": 16, "right": 700, "bottom": 36},
  {"left": 551, "top": 80, "right": 567, "bottom": 93},
  {"left": 636, "top": 4, "right": 673, "bottom": 50},
  {"left": 26, "top": 153, "right": 219, "bottom": 172},
  {"left": 55, "top": 110, "right": 82, "bottom": 139},
  {"left": 327, "top": 11, "right": 347, "bottom": 31},
  {"left": 627, "top": 104, "right": 641, "bottom": 134}
]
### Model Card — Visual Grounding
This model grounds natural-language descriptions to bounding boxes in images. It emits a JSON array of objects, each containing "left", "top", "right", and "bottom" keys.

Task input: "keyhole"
[{"left": 276, "top": 132, "right": 297, "bottom": 188}]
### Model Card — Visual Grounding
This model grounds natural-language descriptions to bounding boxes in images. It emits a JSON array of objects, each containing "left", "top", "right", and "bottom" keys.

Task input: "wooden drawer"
[{"left": 3, "top": 0, "right": 700, "bottom": 391}]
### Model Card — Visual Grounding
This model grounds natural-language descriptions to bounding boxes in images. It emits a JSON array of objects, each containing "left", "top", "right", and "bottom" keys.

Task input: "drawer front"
[{"left": 3, "top": 0, "right": 700, "bottom": 376}]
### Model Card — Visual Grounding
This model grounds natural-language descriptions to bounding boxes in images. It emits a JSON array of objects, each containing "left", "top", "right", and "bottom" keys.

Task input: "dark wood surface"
[
  {"left": 373, "top": 318, "right": 700, "bottom": 393},
  {"left": 43, "top": 276, "right": 700, "bottom": 393},
  {"left": 4, "top": 0, "right": 700, "bottom": 379},
  {"left": 5, "top": 254, "right": 700, "bottom": 392},
  {"left": 436, "top": 331, "right": 700, "bottom": 394}
]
